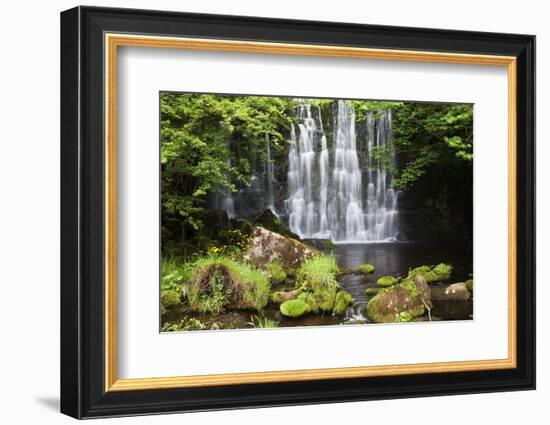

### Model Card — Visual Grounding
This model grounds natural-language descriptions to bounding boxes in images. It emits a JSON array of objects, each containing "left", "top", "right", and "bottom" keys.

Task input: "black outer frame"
[{"left": 60, "top": 5, "right": 536, "bottom": 419}]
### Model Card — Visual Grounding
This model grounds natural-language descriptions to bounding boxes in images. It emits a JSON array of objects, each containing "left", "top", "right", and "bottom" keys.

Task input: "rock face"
[
  {"left": 254, "top": 209, "right": 300, "bottom": 239},
  {"left": 243, "top": 226, "right": 320, "bottom": 270},
  {"left": 367, "top": 274, "right": 432, "bottom": 323},
  {"left": 431, "top": 282, "right": 471, "bottom": 301}
]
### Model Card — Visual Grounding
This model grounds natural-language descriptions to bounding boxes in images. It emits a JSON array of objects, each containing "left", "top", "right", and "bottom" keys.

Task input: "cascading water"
[
  {"left": 265, "top": 134, "right": 275, "bottom": 212},
  {"left": 285, "top": 100, "right": 400, "bottom": 242}
]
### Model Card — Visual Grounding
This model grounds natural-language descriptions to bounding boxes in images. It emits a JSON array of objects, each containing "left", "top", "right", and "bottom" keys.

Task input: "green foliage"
[
  {"left": 161, "top": 93, "right": 293, "bottom": 234},
  {"left": 247, "top": 314, "right": 279, "bottom": 328},
  {"left": 376, "top": 276, "right": 398, "bottom": 287},
  {"left": 358, "top": 263, "right": 375, "bottom": 274},
  {"left": 161, "top": 316, "right": 206, "bottom": 332},
  {"left": 265, "top": 260, "right": 287, "bottom": 285},
  {"left": 280, "top": 299, "right": 311, "bottom": 318},
  {"left": 161, "top": 289, "right": 181, "bottom": 309},
  {"left": 184, "top": 255, "right": 271, "bottom": 313},
  {"left": 296, "top": 255, "right": 340, "bottom": 292}
]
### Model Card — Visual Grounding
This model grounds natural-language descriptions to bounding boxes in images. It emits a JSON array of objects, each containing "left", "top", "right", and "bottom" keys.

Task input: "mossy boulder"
[
  {"left": 408, "top": 263, "right": 453, "bottom": 284},
  {"left": 161, "top": 289, "right": 181, "bottom": 309},
  {"left": 183, "top": 256, "right": 271, "bottom": 313},
  {"left": 255, "top": 209, "right": 299, "bottom": 239},
  {"left": 357, "top": 263, "right": 375, "bottom": 274},
  {"left": 280, "top": 299, "right": 311, "bottom": 318},
  {"left": 265, "top": 260, "right": 287, "bottom": 285},
  {"left": 295, "top": 255, "right": 340, "bottom": 312},
  {"left": 431, "top": 282, "right": 471, "bottom": 301},
  {"left": 376, "top": 276, "right": 398, "bottom": 287},
  {"left": 367, "top": 273, "right": 432, "bottom": 323},
  {"left": 394, "top": 311, "right": 413, "bottom": 323},
  {"left": 270, "top": 289, "right": 299, "bottom": 304},
  {"left": 333, "top": 291, "right": 353, "bottom": 315},
  {"left": 243, "top": 226, "right": 320, "bottom": 270},
  {"left": 365, "top": 287, "right": 382, "bottom": 296},
  {"left": 465, "top": 279, "right": 473, "bottom": 292}
]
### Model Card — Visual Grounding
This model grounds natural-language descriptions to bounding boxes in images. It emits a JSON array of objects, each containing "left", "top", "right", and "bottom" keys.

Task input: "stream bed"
[{"left": 163, "top": 241, "right": 473, "bottom": 330}]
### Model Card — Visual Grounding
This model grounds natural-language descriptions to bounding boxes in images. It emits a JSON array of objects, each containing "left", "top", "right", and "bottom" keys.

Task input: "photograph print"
[{"left": 159, "top": 93, "right": 474, "bottom": 332}]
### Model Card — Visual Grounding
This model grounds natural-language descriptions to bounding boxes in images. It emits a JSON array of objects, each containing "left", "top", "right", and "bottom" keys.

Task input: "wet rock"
[
  {"left": 255, "top": 209, "right": 299, "bottom": 239},
  {"left": 367, "top": 274, "right": 432, "bottom": 323},
  {"left": 271, "top": 289, "right": 299, "bottom": 304},
  {"left": 408, "top": 263, "right": 453, "bottom": 284},
  {"left": 243, "top": 226, "right": 320, "bottom": 270},
  {"left": 431, "top": 282, "right": 471, "bottom": 301}
]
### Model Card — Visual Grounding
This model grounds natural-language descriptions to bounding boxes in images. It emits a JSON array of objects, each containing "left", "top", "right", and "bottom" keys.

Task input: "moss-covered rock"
[
  {"left": 367, "top": 274, "right": 432, "bottom": 323},
  {"left": 394, "top": 311, "right": 413, "bottom": 323},
  {"left": 376, "top": 276, "right": 398, "bottom": 287},
  {"left": 270, "top": 289, "right": 299, "bottom": 304},
  {"left": 465, "top": 279, "right": 473, "bottom": 292},
  {"left": 255, "top": 209, "right": 299, "bottom": 239},
  {"left": 408, "top": 263, "right": 453, "bottom": 284},
  {"left": 365, "top": 287, "right": 382, "bottom": 296},
  {"left": 357, "top": 263, "right": 375, "bottom": 274},
  {"left": 333, "top": 291, "right": 353, "bottom": 315},
  {"left": 280, "top": 299, "right": 311, "bottom": 318},
  {"left": 161, "top": 289, "right": 181, "bottom": 309},
  {"left": 294, "top": 255, "right": 340, "bottom": 312},
  {"left": 243, "top": 226, "right": 320, "bottom": 270},
  {"left": 265, "top": 260, "right": 287, "bottom": 285},
  {"left": 183, "top": 256, "right": 271, "bottom": 313}
]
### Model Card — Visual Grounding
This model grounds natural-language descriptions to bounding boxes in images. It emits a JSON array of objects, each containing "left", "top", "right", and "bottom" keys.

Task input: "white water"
[{"left": 286, "top": 100, "right": 400, "bottom": 242}]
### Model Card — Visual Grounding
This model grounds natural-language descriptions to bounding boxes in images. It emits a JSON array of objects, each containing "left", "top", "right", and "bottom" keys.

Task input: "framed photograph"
[{"left": 60, "top": 6, "right": 535, "bottom": 419}]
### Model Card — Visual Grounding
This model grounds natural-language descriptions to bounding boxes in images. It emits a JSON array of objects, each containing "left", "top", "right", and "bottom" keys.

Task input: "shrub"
[
  {"left": 280, "top": 299, "right": 310, "bottom": 318},
  {"left": 161, "top": 289, "right": 181, "bottom": 309}
]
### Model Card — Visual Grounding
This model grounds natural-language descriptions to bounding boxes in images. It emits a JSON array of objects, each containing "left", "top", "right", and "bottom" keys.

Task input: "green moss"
[
  {"left": 265, "top": 260, "right": 287, "bottom": 285},
  {"left": 333, "top": 291, "right": 353, "bottom": 315},
  {"left": 400, "top": 279, "right": 420, "bottom": 301},
  {"left": 185, "top": 255, "right": 271, "bottom": 313},
  {"left": 296, "top": 255, "right": 340, "bottom": 293},
  {"left": 358, "top": 263, "right": 375, "bottom": 274},
  {"left": 433, "top": 263, "right": 453, "bottom": 280},
  {"left": 366, "top": 280, "right": 426, "bottom": 323},
  {"left": 394, "top": 311, "right": 413, "bottom": 323},
  {"left": 465, "top": 279, "right": 473, "bottom": 292},
  {"left": 409, "top": 265, "right": 431, "bottom": 275},
  {"left": 161, "top": 289, "right": 181, "bottom": 308},
  {"left": 376, "top": 276, "right": 398, "bottom": 287},
  {"left": 280, "top": 299, "right": 311, "bottom": 318},
  {"left": 323, "top": 240, "right": 335, "bottom": 251},
  {"left": 407, "top": 263, "right": 453, "bottom": 283},
  {"left": 365, "top": 287, "right": 382, "bottom": 296}
]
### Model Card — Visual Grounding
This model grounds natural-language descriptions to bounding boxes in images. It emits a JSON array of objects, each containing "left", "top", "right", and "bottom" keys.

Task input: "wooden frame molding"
[{"left": 104, "top": 33, "right": 518, "bottom": 392}]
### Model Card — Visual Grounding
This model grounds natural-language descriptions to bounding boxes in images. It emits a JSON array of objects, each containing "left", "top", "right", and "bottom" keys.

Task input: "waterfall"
[
  {"left": 286, "top": 100, "right": 400, "bottom": 242},
  {"left": 220, "top": 141, "right": 236, "bottom": 218},
  {"left": 265, "top": 134, "right": 275, "bottom": 212}
]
